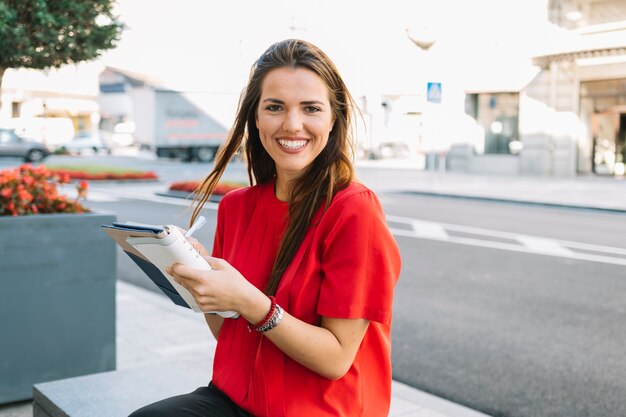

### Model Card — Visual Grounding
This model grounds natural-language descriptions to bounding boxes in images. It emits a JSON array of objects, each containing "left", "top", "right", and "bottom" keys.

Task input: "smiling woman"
[{"left": 129, "top": 39, "right": 401, "bottom": 417}]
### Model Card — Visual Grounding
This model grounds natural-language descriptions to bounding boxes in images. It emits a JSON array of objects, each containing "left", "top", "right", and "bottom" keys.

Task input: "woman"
[{"left": 130, "top": 39, "right": 401, "bottom": 417}]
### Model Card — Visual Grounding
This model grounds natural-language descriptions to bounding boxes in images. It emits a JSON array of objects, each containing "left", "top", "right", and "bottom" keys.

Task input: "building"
[
  {"left": 458, "top": 0, "right": 626, "bottom": 177},
  {"left": 0, "top": 64, "right": 101, "bottom": 147},
  {"left": 532, "top": 0, "right": 626, "bottom": 176}
]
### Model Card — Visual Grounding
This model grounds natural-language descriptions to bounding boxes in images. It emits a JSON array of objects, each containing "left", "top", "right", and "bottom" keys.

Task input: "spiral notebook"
[{"left": 101, "top": 222, "right": 238, "bottom": 318}]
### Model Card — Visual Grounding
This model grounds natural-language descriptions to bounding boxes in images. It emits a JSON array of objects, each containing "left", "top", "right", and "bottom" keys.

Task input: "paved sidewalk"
[{"left": 355, "top": 158, "right": 626, "bottom": 212}]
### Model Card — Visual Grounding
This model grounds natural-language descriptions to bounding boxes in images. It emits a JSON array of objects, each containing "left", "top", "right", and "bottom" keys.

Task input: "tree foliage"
[{"left": 0, "top": 0, "right": 122, "bottom": 71}]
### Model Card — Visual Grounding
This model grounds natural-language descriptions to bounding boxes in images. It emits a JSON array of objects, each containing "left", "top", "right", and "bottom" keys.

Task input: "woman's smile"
[{"left": 277, "top": 137, "right": 309, "bottom": 151}]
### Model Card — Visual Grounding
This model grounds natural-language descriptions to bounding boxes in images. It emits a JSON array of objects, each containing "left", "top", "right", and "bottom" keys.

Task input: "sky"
[{"left": 99, "top": 0, "right": 550, "bottom": 98}]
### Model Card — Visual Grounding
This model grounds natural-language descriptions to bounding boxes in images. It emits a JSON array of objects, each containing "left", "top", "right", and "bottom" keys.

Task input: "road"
[
  {"left": 4, "top": 154, "right": 625, "bottom": 416},
  {"left": 384, "top": 194, "right": 626, "bottom": 417}
]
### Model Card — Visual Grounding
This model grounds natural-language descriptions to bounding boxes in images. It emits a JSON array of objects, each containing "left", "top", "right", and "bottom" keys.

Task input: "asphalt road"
[{"left": 83, "top": 187, "right": 626, "bottom": 417}]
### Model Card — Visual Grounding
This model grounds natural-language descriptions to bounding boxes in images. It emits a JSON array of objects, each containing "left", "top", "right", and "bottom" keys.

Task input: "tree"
[{"left": 0, "top": 0, "right": 122, "bottom": 100}]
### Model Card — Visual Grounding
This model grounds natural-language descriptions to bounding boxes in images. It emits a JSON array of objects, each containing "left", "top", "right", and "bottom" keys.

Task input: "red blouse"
[{"left": 211, "top": 180, "right": 401, "bottom": 417}]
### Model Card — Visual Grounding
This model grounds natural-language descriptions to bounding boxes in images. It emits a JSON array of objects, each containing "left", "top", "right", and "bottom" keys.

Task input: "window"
[
  {"left": 465, "top": 92, "right": 520, "bottom": 154},
  {"left": 0, "top": 130, "right": 19, "bottom": 144},
  {"left": 11, "top": 102, "right": 21, "bottom": 118}
]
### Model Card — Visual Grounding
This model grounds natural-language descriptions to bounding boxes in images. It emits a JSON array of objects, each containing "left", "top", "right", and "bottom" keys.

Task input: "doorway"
[
  {"left": 591, "top": 111, "right": 626, "bottom": 175},
  {"left": 580, "top": 78, "right": 626, "bottom": 175}
]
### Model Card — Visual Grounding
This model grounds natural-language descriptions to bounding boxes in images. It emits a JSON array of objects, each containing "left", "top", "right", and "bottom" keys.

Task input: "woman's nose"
[{"left": 282, "top": 110, "right": 303, "bottom": 132}]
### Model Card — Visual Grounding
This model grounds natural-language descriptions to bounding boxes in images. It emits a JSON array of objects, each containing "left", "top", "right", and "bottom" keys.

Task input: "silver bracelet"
[{"left": 256, "top": 304, "right": 284, "bottom": 333}]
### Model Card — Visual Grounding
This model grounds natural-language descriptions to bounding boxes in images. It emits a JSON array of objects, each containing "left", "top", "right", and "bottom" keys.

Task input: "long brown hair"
[{"left": 190, "top": 39, "right": 356, "bottom": 295}]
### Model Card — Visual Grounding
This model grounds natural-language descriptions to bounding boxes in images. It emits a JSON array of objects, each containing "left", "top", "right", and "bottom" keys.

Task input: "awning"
[{"left": 532, "top": 27, "right": 626, "bottom": 68}]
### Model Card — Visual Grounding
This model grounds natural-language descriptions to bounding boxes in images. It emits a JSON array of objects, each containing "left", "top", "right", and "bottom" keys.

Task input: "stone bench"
[{"left": 33, "top": 360, "right": 212, "bottom": 417}]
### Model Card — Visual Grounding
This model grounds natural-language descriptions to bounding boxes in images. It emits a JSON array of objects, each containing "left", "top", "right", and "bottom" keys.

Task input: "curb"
[
  {"left": 79, "top": 179, "right": 160, "bottom": 184},
  {"left": 399, "top": 191, "right": 626, "bottom": 214},
  {"left": 155, "top": 191, "right": 223, "bottom": 203}
]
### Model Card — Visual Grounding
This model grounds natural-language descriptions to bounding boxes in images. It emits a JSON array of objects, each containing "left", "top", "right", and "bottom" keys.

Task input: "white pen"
[{"left": 184, "top": 215, "right": 207, "bottom": 238}]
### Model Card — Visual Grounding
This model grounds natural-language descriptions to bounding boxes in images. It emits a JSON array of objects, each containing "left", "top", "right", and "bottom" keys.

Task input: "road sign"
[{"left": 427, "top": 82, "right": 442, "bottom": 103}]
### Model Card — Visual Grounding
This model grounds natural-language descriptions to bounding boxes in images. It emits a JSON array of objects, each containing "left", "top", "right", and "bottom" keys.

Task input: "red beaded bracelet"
[{"left": 248, "top": 296, "right": 276, "bottom": 332}]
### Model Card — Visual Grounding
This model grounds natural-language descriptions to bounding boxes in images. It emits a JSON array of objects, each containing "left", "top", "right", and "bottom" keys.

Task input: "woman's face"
[{"left": 256, "top": 67, "right": 335, "bottom": 185}]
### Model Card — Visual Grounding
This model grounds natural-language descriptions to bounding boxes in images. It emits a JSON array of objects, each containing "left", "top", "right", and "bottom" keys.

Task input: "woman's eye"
[
  {"left": 305, "top": 106, "right": 321, "bottom": 113},
  {"left": 265, "top": 105, "right": 282, "bottom": 112}
]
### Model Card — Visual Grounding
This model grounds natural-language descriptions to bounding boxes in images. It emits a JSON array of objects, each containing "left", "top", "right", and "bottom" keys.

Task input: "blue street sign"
[{"left": 427, "top": 82, "right": 442, "bottom": 103}]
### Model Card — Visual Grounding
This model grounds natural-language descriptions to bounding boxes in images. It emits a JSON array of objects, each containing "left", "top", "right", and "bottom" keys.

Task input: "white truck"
[
  {"left": 99, "top": 67, "right": 232, "bottom": 162},
  {"left": 133, "top": 89, "right": 229, "bottom": 162}
]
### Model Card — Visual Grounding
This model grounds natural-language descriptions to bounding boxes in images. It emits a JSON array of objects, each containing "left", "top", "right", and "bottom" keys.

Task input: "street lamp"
[
  {"left": 405, "top": 29, "right": 435, "bottom": 51},
  {"left": 405, "top": 28, "right": 440, "bottom": 171}
]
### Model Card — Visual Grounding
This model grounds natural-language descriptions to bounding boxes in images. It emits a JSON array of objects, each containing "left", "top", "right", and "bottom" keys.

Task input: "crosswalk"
[
  {"left": 82, "top": 184, "right": 626, "bottom": 267},
  {"left": 387, "top": 215, "right": 626, "bottom": 267}
]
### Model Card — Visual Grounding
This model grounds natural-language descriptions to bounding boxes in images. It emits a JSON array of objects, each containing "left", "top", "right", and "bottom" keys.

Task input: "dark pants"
[{"left": 129, "top": 383, "right": 252, "bottom": 417}]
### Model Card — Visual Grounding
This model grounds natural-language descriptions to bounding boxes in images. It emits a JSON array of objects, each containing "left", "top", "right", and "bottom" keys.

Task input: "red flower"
[
  {"left": 17, "top": 189, "right": 32, "bottom": 201},
  {"left": 0, "top": 164, "right": 90, "bottom": 216},
  {"left": 48, "top": 169, "right": 158, "bottom": 181},
  {"left": 76, "top": 180, "right": 89, "bottom": 200}
]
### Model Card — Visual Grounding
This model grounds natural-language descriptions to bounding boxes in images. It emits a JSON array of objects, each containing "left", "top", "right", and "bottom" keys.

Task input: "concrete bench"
[{"left": 33, "top": 360, "right": 212, "bottom": 417}]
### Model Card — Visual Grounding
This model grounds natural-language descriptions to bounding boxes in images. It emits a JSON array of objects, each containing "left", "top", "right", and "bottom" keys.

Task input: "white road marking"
[
  {"left": 387, "top": 215, "right": 626, "bottom": 266},
  {"left": 517, "top": 236, "right": 575, "bottom": 257},
  {"left": 83, "top": 191, "right": 120, "bottom": 202},
  {"left": 410, "top": 220, "right": 449, "bottom": 240}
]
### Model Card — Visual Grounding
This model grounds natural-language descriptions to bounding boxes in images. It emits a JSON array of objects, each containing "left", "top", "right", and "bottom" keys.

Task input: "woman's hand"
[{"left": 166, "top": 257, "right": 263, "bottom": 316}]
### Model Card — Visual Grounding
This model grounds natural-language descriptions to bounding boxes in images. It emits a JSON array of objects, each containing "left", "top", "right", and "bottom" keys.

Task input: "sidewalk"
[{"left": 355, "top": 158, "right": 626, "bottom": 212}]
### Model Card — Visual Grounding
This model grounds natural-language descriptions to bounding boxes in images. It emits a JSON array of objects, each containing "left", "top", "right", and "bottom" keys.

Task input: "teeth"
[{"left": 278, "top": 139, "right": 307, "bottom": 149}]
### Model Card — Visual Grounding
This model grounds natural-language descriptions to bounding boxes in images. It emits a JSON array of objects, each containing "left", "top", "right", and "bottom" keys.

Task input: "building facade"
[
  {"left": 0, "top": 64, "right": 101, "bottom": 147},
  {"left": 456, "top": 0, "right": 626, "bottom": 176}
]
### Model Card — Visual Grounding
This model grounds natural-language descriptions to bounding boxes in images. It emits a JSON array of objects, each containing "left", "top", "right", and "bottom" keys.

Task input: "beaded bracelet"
[
  {"left": 256, "top": 304, "right": 283, "bottom": 333},
  {"left": 248, "top": 296, "right": 276, "bottom": 332}
]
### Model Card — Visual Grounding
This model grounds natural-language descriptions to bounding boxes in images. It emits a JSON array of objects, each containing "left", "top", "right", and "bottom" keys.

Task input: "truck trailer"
[
  {"left": 136, "top": 89, "right": 228, "bottom": 162},
  {"left": 99, "top": 67, "right": 230, "bottom": 162}
]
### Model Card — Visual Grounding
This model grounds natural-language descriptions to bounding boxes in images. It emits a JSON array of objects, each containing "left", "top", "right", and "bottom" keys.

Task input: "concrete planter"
[{"left": 0, "top": 212, "right": 117, "bottom": 404}]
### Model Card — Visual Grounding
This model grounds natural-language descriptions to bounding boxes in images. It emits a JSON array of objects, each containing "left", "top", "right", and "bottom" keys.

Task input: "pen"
[{"left": 185, "top": 215, "right": 207, "bottom": 238}]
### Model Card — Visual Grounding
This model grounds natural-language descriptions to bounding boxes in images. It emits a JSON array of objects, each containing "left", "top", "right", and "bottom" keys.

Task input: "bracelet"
[
  {"left": 248, "top": 296, "right": 276, "bottom": 332},
  {"left": 256, "top": 304, "right": 283, "bottom": 333}
]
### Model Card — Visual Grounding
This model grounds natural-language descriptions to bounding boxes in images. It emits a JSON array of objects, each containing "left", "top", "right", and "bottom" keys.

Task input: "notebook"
[{"left": 101, "top": 222, "right": 238, "bottom": 318}]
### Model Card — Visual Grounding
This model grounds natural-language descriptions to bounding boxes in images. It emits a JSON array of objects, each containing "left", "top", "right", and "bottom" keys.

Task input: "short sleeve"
[{"left": 317, "top": 189, "right": 401, "bottom": 325}]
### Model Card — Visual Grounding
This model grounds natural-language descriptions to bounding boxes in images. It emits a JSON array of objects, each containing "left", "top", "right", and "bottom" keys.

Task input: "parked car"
[
  {"left": 0, "top": 128, "right": 50, "bottom": 162},
  {"left": 59, "top": 131, "right": 113, "bottom": 155}
]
